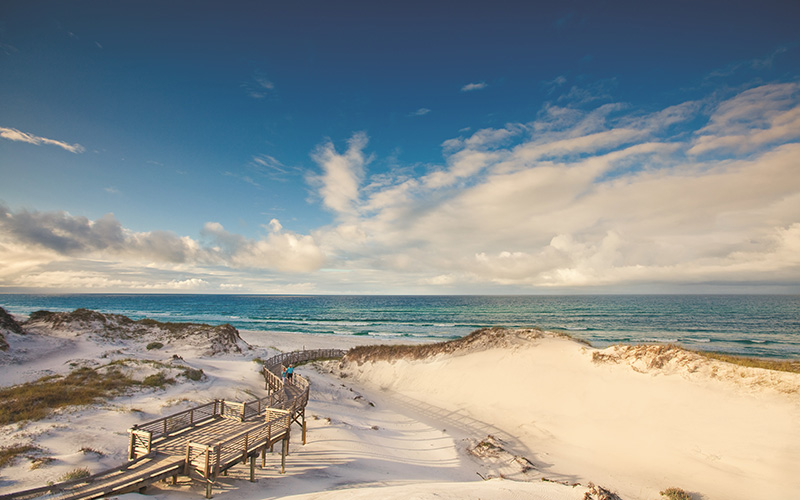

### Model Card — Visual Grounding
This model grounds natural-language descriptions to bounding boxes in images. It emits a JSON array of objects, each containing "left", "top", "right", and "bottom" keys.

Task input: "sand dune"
[
  {"left": 338, "top": 329, "right": 800, "bottom": 500},
  {"left": 1, "top": 311, "right": 797, "bottom": 499}
]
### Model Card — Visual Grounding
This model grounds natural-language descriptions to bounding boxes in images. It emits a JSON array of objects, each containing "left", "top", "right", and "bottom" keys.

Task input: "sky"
[{"left": 1, "top": 0, "right": 799, "bottom": 294}]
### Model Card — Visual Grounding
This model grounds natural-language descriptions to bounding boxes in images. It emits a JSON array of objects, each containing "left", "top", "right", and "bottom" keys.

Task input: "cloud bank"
[{"left": 2, "top": 82, "right": 799, "bottom": 293}]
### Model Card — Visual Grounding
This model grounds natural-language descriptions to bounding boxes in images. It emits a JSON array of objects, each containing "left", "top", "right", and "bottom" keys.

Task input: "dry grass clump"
[
  {"left": 660, "top": 487, "right": 692, "bottom": 500},
  {"left": 593, "top": 344, "right": 687, "bottom": 369},
  {"left": 584, "top": 482, "right": 622, "bottom": 500},
  {"left": 0, "top": 444, "right": 38, "bottom": 469},
  {"left": 0, "top": 358, "right": 203, "bottom": 425},
  {"left": 0, "top": 367, "right": 136, "bottom": 425},
  {"left": 58, "top": 467, "right": 91, "bottom": 482},
  {"left": 594, "top": 343, "right": 800, "bottom": 374},
  {"left": 694, "top": 351, "right": 800, "bottom": 374},
  {"left": 344, "top": 327, "right": 545, "bottom": 364}
]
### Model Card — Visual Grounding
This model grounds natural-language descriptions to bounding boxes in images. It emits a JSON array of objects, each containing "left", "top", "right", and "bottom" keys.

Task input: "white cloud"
[
  {"left": 243, "top": 74, "right": 276, "bottom": 99},
  {"left": 251, "top": 154, "right": 293, "bottom": 180},
  {"left": 689, "top": 82, "right": 800, "bottom": 155},
  {"left": 0, "top": 207, "right": 327, "bottom": 292},
  {"left": 305, "top": 83, "right": 800, "bottom": 291},
  {"left": 309, "top": 132, "right": 370, "bottom": 216},
  {"left": 0, "top": 126, "right": 85, "bottom": 153},
  {"left": 4, "top": 81, "right": 800, "bottom": 293},
  {"left": 461, "top": 82, "right": 487, "bottom": 92},
  {"left": 409, "top": 108, "right": 431, "bottom": 116}
]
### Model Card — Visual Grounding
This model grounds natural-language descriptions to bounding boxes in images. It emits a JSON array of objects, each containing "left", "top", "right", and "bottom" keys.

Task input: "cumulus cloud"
[
  {"left": 0, "top": 205, "right": 326, "bottom": 291},
  {"left": 307, "top": 82, "right": 800, "bottom": 291},
  {"left": 203, "top": 220, "right": 325, "bottom": 273},
  {"left": 4, "top": 81, "right": 800, "bottom": 293},
  {"left": 0, "top": 126, "right": 85, "bottom": 153},
  {"left": 309, "top": 132, "right": 370, "bottom": 216}
]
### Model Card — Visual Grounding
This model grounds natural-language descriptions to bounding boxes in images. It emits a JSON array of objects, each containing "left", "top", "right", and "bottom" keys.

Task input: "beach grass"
[
  {"left": 0, "top": 359, "right": 203, "bottom": 426},
  {"left": 693, "top": 350, "right": 800, "bottom": 374},
  {"left": 0, "top": 367, "right": 136, "bottom": 425},
  {"left": 0, "top": 444, "right": 38, "bottom": 469},
  {"left": 344, "top": 327, "right": 547, "bottom": 363},
  {"left": 58, "top": 467, "right": 91, "bottom": 482},
  {"left": 660, "top": 487, "right": 692, "bottom": 500}
]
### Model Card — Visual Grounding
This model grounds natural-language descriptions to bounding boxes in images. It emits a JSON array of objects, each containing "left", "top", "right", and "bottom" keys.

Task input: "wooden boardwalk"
[{"left": 0, "top": 349, "right": 346, "bottom": 500}]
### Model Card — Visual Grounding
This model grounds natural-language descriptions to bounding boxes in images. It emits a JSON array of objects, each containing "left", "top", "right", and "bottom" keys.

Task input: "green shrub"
[
  {"left": 146, "top": 342, "right": 164, "bottom": 350},
  {"left": 142, "top": 372, "right": 174, "bottom": 388},
  {"left": 182, "top": 368, "right": 204, "bottom": 381},
  {"left": 660, "top": 487, "right": 692, "bottom": 500}
]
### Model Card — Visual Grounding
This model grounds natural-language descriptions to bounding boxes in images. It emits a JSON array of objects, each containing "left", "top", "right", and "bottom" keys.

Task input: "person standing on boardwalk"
[{"left": 285, "top": 364, "right": 294, "bottom": 385}]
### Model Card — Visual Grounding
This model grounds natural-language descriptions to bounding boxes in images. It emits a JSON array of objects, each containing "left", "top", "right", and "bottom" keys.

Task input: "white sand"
[
  {"left": 1, "top": 323, "right": 797, "bottom": 500},
  {"left": 338, "top": 332, "right": 800, "bottom": 500}
]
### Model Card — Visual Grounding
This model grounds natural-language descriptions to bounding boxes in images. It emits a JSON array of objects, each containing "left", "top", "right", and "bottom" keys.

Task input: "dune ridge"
[{"left": 338, "top": 328, "right": 800, "bottom": 500}]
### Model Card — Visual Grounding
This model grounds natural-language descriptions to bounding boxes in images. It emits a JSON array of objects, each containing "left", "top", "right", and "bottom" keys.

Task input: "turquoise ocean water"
[{"left": 1, "top": 294, "right": 798, "bottom": 360}]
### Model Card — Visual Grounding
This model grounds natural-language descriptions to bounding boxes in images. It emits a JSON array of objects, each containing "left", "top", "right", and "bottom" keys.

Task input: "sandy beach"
[{"left": 1, "top": 311, "right": 798, "bottom": 500}]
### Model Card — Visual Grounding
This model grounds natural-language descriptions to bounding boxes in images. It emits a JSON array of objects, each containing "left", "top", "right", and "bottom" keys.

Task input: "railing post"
[
  {"left": 302, "top": 407, "right": 307, "bottom": 445},
  {"left": 128, "top": 428, "right": 136, "bottom": 460},
  {"left": 280, "top": 436, "right": 289, "bottom": 474}
]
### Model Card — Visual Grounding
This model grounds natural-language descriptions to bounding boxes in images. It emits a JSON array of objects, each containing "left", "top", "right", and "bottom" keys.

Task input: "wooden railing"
[
  {"left": 185, "top": 409, "right": 293, "bottom": 496},
  {"left": 263, "top": 348, "right": 347, "bottom": 377},
  {"left": 128, "top": 401, "right": 220, "bottom": 458},
  {"left": 1, "top": 347, "right": 348, "bottom": 500}
]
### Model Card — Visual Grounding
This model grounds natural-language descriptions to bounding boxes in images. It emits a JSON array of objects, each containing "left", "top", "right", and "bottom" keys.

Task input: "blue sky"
[{"left": 1, "top": 0, "right": 799, "bottom": 294}]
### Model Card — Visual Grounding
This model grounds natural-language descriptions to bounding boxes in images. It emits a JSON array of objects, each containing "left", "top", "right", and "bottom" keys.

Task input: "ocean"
[{"left": 1, "top": 294, "right": 798, "bottom": 360}]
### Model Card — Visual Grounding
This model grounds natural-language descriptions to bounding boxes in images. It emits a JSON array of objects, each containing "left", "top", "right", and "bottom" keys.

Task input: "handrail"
[
  {"left": 1, "top": 347, "right": 347, "bottom": 500},
  {"left": 0, "top": 453, "right": 170, "bottom": 500},
  {"left": 130, "top": 400, "right": 218, "bottom": 441}
]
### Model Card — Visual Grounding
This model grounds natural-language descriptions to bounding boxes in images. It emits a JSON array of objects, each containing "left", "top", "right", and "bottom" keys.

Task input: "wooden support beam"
[{"left": 280, "top": 436, "right": 289, "bottom": 474}]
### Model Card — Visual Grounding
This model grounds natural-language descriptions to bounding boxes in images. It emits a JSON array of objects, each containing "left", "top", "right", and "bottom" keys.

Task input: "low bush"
[
  {"left": 182, "top": 368, "right": 204, "bottom": 381},
  {"left": 146, "top": 342, "right": 164, "bottom": 350},
  {"left": 142, "top": 372, "right": 174, "bottom": 388}
]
